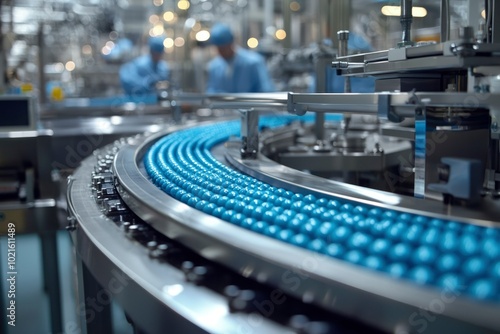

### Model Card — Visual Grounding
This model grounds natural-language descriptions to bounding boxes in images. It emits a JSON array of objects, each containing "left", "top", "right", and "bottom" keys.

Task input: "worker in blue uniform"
[
  {"left": 206, "top": 23, "right": 275, "bottom": 93},
  {"left": 119, "top": 36, "right": 170, "bottom": 96}
]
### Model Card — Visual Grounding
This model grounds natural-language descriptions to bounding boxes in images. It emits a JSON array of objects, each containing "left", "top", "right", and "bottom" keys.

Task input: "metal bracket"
[
  {"left": 240, "top": 109, "right": 259, "bottom": 159},
  {"left": 287, "top": 92, "right": 308, "bottom": 116},
  {"left": 378, "top": 94, "right": 403, "bottom": 123},
  {"left": 66, "top": 216, "right": 77, "bottom": 231}
]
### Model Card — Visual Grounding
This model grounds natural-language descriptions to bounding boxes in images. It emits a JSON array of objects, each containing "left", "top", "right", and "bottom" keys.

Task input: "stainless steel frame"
[
  {"left": 288, "top": 92, "right": 500, "bottom": 118},
  {"left": 0, "top": 129, "right": 62, "bottom": 333},
  {"left": 333, "top": 42, "right": 500, "bottom": 76}
]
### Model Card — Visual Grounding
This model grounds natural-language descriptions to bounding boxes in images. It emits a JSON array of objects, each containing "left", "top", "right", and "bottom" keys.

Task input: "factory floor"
[{"left": 0, "top": 220, "right": 134, "bottom": 334}]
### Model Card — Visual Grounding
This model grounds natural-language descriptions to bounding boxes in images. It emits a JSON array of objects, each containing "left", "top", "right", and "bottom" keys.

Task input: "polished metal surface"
[
  {"left": 111, "top": 125, "right": 500, "bottom": 334},
  {"left": 276, "top": 148, "right": 406, "bottom": 173},
  {"left": 440, "top": 0, "right": 450, "bottom": 43},
  {"left": 41, "top": 103, "right": 176, "bottom": 119},
  {"left": 206, "top": 92, "right": 288, "bottom": 110},
  {"left": 398, "top": 0, "right": 414, "bottom": 47},
  {"left": 17, "top": 1, "right": 500, "bottom": 332},
  {"left": 226, "top": 144, "right": 500, "bottom": 227},
  {"left": 259, "top": 123, "right": 413, "bottom": 174},
  {"left": 334, "top": 42, "right": 500, "bottom": 76},
  {"left": 40, "top": 93, "right": 288, "bottom": 121},
  {"left": 288, "top": 91, "right": 500, "bottom": 120},
  {"left": 67, "top": 144, "right": 292, "bottom": 334}
]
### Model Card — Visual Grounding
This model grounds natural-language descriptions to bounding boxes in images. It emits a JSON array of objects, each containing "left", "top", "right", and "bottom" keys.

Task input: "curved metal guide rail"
[
  {"left": 113, "top": 117, "right": 500, "bottom": 334},
  {"left": 67, "top": 135, "right": 296, "bottom": 334}
]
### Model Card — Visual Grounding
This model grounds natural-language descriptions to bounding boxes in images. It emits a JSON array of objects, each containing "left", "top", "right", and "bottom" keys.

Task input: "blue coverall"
[
  {"left": 119, "top": 55, "right": 170, "bottom": 96},
  {"left": 206, "top": 47, "right": 275, "bottom": 93}
]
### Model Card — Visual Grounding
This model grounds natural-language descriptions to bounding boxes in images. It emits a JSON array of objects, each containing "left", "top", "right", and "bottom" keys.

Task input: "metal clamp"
[
  {"left": 449, "top": 26, "right": 477, "bottom": 56},
  {"left": 239, "top": 109, "right": 259, "bottom": 159},
  {"left": 65, "top": 175, "right": 78, "bottom": 231},
  {"left": 331, "top": 61, "right": 365, "bottom": 71}
]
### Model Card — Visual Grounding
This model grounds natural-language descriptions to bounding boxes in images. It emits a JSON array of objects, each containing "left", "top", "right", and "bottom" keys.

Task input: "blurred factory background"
[
  {"left": 0, "top": 0, "right": 477, "bottom": 98},
  {"left": 0, "top": 1, "right": 498, "bottom": 334}
]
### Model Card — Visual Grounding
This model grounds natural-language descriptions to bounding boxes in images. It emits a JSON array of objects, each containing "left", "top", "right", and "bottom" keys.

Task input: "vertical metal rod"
[
  {"left": 315, "top": 0, "right": 351, "bottom": 142},
  {"left": 0, "top": 3, "right": 6, "bottom": 93},
  {"left": 398, "top": 0, "right": 414, "bottom": 47},
  {"left": 76, "top": 257, "right": 113, "bottom": 334},
  {"left": 496, "top": 140, "right": 500, "bottom": 194},
  {"left": 466, "top": 0, "right": 482, "bottom": 33},
  {"left": 329, "top": 0, "right": 350, "bottom": 49},
  {"left": 337, "top": 30, "right": 351, "bottom": 93},
  {"left": 414, "top": 108, "right": 426, "bottom": 198},
  {"left": 41, "top": 231, "right": 63, "bottom": 334},
  {"left": 282, "top": 0, "right": 292, "bottom": 49},
  {"left": 313, "top": 57, "right": 330, "bottom": 141},
  {"left": 240, "top": 109, "right": 259, "bottom": 159},
  {"left": 488, "top": 138, "right": 500, "bottom": 193},
  {"left": 318, "top": 0, "right": 329, "bottom": 43},
  {"left": 336, "top": 30, "right": 351, "bottom": 142},
  {"left": 440, "top": 0, "right": 450, "bottom": 42},
  {"left": 37, "top": 24, "right": 47, "bottom": 105},
  {"left": 263, "top": 0, "right": 273, "bottom": 36},
  {"left": 489, "top": 0, "right": 500, "bottom": 43}
]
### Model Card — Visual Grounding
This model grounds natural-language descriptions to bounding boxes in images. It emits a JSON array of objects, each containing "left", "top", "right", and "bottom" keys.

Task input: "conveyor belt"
[{"left": 144, "top": 116, "right": 500, "bottom": 303}]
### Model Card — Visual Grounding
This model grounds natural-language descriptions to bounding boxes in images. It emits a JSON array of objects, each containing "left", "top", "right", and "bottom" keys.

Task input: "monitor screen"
[
  {"left": 0, "top": 96, "right": 35, "bottom": 131},
  {"left": 0, "top": 99, "right": 30, "bottom": 127}
]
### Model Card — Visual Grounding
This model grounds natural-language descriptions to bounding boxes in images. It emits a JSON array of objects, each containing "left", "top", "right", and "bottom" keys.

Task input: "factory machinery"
[
  {"left": 0, "top": 95, "right": 62, "bottom": 333},
  {"left": 67, "top": 2, "right": 500, "bottom": 334}
]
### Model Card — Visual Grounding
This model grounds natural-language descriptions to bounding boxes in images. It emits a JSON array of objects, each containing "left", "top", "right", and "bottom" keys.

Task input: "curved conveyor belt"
[{"left": 143, "top": 116, "right": 500, "bottom": 303}]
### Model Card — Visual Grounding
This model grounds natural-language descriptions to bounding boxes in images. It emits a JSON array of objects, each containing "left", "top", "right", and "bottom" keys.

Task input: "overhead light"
[
  {"left": 289, "top": 1, "right": 301, "bottom": 12},
  {"left": 174, "top": 37, "right": 185, "bottom": 47},
  {"left": 381, "top": 5, "right": 427, "bottom": 18},
  {"left": 247, "top": 37, "right": 259, "bottom": 49},
  {"left": 82, "top": 45, "right": 92, "bottom": 55},
  {"left": 151, "top": 24, "right": 164, "bottom": 36},
  {"left": 65, "top": 61, "right": 76, "bottom": 72},
  {"left": 149, "top": 14, "right": 160, "bottom": 24},
  {"left": 275, "top": 29, "right": 286, "bottom": 40},
  {"left": 177, "top": 0, "right": 190, "bottom": 10},
  {"left": 163, "top": 38, "right": 174, "bottom": 48},
  {"left": 163, "top": 11, "right": 175, "bottom": 22},
  {"left": 481, "top": 9, "right": 486, "bottom": 19},
  {"left": 101, "top": 46, "right": 111, "bottom": 55},
  {"left": 195, "top": 30, "right": 210, "bottom": 42}
]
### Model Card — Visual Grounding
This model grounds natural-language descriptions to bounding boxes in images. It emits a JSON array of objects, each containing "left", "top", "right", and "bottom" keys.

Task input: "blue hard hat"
[
  {"left": 209, "top": 23, "right": 234, "bottom": 46},
  {"left": 149, "top": 36, "right": 165, "bottom": 53}
]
